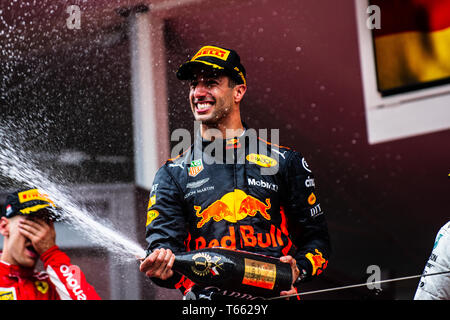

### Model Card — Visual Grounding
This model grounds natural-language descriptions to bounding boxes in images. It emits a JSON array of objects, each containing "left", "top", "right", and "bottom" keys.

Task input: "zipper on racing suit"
[{"left": 233, "top": 145, "right": 242, "bottom": 249}]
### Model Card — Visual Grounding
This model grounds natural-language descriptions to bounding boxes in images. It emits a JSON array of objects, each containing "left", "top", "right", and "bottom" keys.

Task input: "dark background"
[
  {"left": 162, "top": 0, "right": 449, "bottom": 298},
  {"left": 0, "top": 0, "right": 448, "bottom": 299}
]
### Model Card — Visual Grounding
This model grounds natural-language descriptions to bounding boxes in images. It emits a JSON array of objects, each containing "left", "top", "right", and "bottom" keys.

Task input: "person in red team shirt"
[{"left": 0, "top": 188, "right": 100, "bottom": 300}]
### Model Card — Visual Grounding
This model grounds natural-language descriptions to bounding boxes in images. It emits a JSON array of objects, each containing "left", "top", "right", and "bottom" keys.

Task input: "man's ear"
[
  {"left": 233, "top": 84, "right": 247, "bottom": 103},
  {"left": 0, "top": 217, "right": 10, "bottom": 237}
]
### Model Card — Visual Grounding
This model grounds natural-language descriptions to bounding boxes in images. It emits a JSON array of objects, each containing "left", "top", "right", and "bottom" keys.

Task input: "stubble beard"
[{"left": 193, "top": 96, "right": 233, "bottom": 128}]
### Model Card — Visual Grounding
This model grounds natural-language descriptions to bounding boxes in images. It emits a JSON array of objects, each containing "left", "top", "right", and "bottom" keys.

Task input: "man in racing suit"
[
  {"left": 139, "top": 45, "right": 331, "bottom": 300},
  {"left": 414, "top": 221, "right": 450, "bottom": 300},
  {"left": 0, "top": 188, "right": 101, "bottom": 300}
]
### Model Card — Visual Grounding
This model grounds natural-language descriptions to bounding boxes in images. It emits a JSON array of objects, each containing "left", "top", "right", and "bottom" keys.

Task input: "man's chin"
[
  {"left": 194, "top": 114, "right": 216, "bottom": 125},
  {"left": 18, "top": 258, "right": 37, "bottom": 268},
  {"left": 20, "top": 251, "right": 39, "bottom": 267}
]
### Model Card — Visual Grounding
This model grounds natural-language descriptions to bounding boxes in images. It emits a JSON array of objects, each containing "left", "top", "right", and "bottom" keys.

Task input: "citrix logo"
[{"left": 60, "top": 265, "right": 86, "bottom": 300}]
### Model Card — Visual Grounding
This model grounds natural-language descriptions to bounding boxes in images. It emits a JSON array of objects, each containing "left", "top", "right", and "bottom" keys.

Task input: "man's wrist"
[
  {"left": 294, "top": 268, "right": 308, "bottom": 285},
  {"left": 39, "top": 245, "right": 59, "bottom": 262},
  {"left": 36, "top": 242, "right": 56, "bottom": 255}
]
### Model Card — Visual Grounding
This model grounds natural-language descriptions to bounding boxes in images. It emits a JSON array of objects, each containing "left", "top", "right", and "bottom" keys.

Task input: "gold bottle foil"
[{"left": 242, "top": 258, "right": 277, "bottom": 289}]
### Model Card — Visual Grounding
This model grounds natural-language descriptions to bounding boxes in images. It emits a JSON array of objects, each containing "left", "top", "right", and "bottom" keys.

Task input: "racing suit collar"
[
  {"left": 0, "top": 259, "right": 35, "bottom": 278},
  {"left": 197, "top": 122, "right": 249, "bottom": 144},
  {"left": 193, "top": 122, "right": 250, "bottom": 164}
]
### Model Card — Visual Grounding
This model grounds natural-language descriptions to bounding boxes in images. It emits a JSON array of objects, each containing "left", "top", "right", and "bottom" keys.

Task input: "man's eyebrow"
[{"left": 189, "top": 76, "right": 221, "bottom": 83}]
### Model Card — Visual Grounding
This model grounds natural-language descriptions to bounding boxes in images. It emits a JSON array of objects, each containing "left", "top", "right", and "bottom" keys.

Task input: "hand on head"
[
  {"left": 0, "top": 215, "right": 56, "bottom": 267},
  {"left": 18, "top": 216, "right": 56, "bottom": 255}
]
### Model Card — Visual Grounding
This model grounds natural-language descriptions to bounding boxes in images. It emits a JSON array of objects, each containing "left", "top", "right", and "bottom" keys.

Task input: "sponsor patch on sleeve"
[
  {"left": 146, "top": 210, "right": 159, "bottom": 227},
  {"left": 0, "top": 287, "right": 17, "bottom": 300},
  {"left": 305, "top": 249, "right": 328, "bottom": 276},
  {"left": 147, "top": 195, "right": 156, "bottom": 210}
]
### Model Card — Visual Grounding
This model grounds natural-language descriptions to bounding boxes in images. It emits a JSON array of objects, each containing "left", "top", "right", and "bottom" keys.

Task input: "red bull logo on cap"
[{"left": 194, "top": 189, "right": 271, "bottom": 228}]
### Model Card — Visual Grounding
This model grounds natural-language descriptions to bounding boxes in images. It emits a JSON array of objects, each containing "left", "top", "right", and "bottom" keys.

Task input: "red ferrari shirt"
[{"left": 0, "top": 245, "right": 100, "bottom": 300}]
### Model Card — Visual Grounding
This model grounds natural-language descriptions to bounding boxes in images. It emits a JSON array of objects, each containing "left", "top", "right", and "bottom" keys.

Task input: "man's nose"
[{"left": 193, "top": 82, "right": 208, "bottom": 98}]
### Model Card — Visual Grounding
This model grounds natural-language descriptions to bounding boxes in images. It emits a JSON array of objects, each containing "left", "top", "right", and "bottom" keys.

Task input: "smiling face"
[
  {"left": 0, "top": 216, "right": 39, "bottom": 268},
  {"left": 189, "top": 72, "right": 236, "bottom": 126}
]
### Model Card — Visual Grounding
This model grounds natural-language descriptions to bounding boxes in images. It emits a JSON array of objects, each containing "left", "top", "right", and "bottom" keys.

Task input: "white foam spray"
[{"left": 0, "top": 123, "right": 146, "bottom": 261}]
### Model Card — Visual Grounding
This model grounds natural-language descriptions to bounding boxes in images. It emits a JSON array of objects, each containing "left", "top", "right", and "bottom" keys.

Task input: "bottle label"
[
  {"left": 242, "top": 258, "right": 276, "bottom": 290},
  {"left": 190, "top": 252, "right": 223, "bottom": 277}
]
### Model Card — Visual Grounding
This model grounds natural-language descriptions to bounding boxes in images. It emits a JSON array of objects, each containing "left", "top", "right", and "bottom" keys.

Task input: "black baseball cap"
[
  {"left": 2, "top": 188, "right": 58, "bottom": 221},
  {"left": 176, "top": 45, "right": 247, "bottom": 85}
]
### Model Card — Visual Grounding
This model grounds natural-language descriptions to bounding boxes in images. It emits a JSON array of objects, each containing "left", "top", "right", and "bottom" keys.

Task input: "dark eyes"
[
  {"left": 207, "top": 80, "right": 219, "bottom": 86},
  {"left": 189, "top": 80, "right": 219, "bottom": 88}
]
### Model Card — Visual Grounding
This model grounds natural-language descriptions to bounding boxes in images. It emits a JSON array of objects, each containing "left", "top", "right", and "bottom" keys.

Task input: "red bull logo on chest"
[{"left": 194, "top": 189, "right": 271, "bottom": 228}]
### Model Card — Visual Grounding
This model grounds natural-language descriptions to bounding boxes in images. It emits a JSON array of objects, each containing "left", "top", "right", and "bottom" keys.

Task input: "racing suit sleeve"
[
  {"left": 283, "top": 151, "right": 331, "bottom": 282},
  {"left": 145, "top": 165, "right": 188, "bottom": 289},
  {"left": 40, "top": 245, "right": 101, "bottom": 300},
  {"left": 414, "top": 221, "right": 450, "bottom": 300}
]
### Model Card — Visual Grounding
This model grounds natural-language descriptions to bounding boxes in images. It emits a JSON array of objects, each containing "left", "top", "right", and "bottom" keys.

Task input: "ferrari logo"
[{"left": 35, "top": 281, "right": 49, "bottom": 294}]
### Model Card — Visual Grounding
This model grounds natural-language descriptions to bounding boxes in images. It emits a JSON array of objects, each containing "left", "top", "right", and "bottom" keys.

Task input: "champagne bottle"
[{"left": 171, "top": 247, "right": 292, "bottom": 297}]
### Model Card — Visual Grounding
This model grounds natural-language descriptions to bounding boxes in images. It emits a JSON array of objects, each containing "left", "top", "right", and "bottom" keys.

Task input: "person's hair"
[
  {"left": 207, "top": 68, "right": 238, "bottom": 88},
  {"left": 228, "top": 77, "right": 238, "bottom": 88},
  {"left": 188, "top": 69, "right": 240, "bottom": 88}
]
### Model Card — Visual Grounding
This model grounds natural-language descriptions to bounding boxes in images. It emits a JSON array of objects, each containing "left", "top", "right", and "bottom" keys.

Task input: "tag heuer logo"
[{"left": 189, "top": 159, "right": 204, "bottom": 177}]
